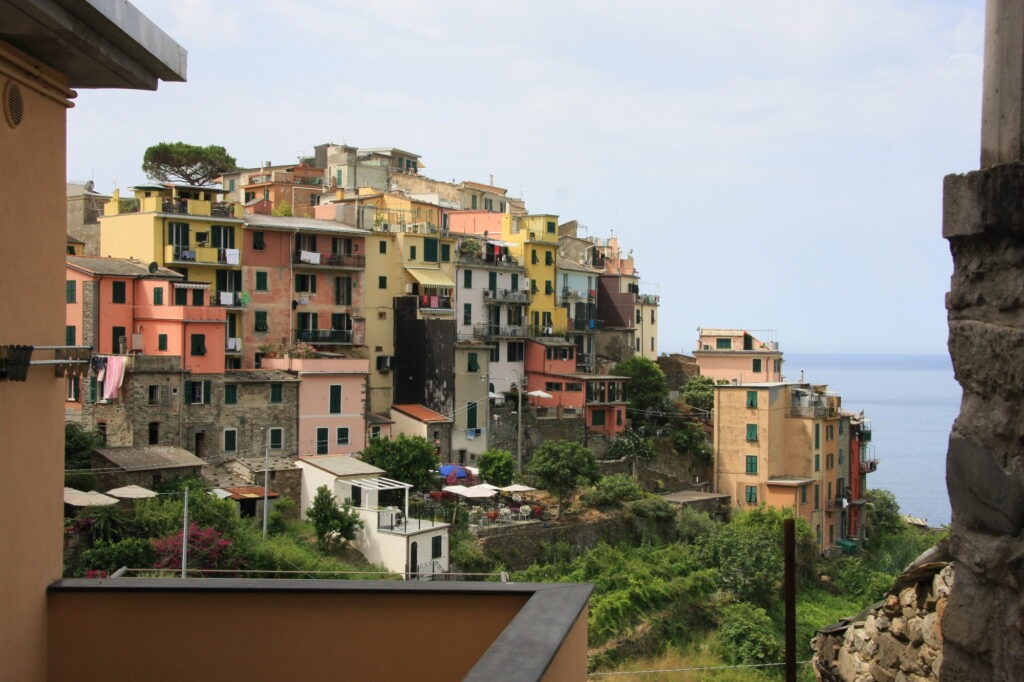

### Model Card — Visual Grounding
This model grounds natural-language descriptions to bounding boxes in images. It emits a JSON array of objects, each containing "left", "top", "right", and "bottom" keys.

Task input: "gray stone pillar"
[{"left": 943, "top": 2, "right": 1024, "bottom": 678}]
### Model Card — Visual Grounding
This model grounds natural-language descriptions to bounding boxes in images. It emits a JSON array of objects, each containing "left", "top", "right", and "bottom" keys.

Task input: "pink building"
[
  {"left": 444, "top": 210, "right": 502, "bottom": 236},
  {"left": 523, "top": 339, "right": 629, "bottom": 437},
  {"left": 261, "top": 357, "right": 369, "bottom": 457},
  {"left": 693, "top": 328, "right": 784, "bottom": 384}
]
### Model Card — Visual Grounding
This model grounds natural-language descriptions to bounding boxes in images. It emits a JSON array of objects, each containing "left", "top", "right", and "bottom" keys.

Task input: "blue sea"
[{"left": 785, "top": 353, "right": 961, "bottom": 527}]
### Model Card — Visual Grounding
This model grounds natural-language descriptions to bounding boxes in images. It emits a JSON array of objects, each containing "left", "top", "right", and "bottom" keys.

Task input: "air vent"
[{"left": 4, "top": 81, "right": 24, "bottom": 128}]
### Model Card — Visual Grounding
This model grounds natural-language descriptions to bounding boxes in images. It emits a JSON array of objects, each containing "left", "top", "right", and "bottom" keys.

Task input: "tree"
[
  {"left": 527, "top": 441, "right": 600, "bottom": 517},
  {"left": 865, "top": 488, "right": 906, "bottom": 537},
  {"left": 478, "top": 448, "right": 515, "bottom": 486},
  {"left": 65, "top": 421, "right": 103, "bottom": 470},
  {"left": 142, "top": 142, "right": 237, "bottom": 186},
  {"left": 359, "top": 435, "right": 439, "bottom": 490},
  {"left": 718, "top": 602, "right": 783, "bottom": 666},
  {"left": 607, "top": 429, "right": 655, "bottom": 477},
  {"left": 306, "top": 486, "right": 364, "bottom": 552},
  {"left": 680, "top": 375, "right": 718, "bottom": 413},
  {"left": 612, "top": 356, "right": 668, "bottom": 427},
  {"left": 271, "top": 200, "right": 293, "bottom": 217}
]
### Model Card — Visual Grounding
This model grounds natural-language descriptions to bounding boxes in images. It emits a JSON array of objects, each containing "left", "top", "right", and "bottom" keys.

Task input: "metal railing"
[
  {"left": 789, "top": 405, "right": 837, "bottom": 419},
  {"left": 570, "top": 318, "right": 603, "bottom": 331},
  {"left": 417, "top": 296, "right": 453, "bottom": 311},
  {"left": 170, "top": 245, "right": 233, "bottom": 264},
  {"left": 293, "top": 251, "right": 365, "bottom": 267},
  {"left": 529, "top": 325, "right": 567, "bottom": 337},
  {"left": 860, "top": 458, "right": 879, "bottom": 473},
  {"left": 211, "top": 291, "right": 247, "bottom": 307},
  {"left": 458, "top": 253, "right": 524, "bottom": 270},
  {"left": 295, "top": 329, "right": 353, "bottom": 344},
  {"left": 473, "top": 323, "right": 527, "bottom": 339},
  {"left": 482, "top": 288, "right": 530, "bottom": 304}
]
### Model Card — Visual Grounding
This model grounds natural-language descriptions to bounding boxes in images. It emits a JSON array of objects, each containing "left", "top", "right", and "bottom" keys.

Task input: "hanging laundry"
[
  {"left": 225, "top": 248, "right": 240, "bottom": 265},
  {"left": 240, "top": 291, "right": 250, "bottom": 305},
  {"left": 430, "top": 295, "right": 440, "bottom": 308},
  {"left": 299, "top": 250, "right": 320, "bottom": 264},
  {"left": 219, "top": 291, "right": 234, "bottom": 305},
  {"left": 102, "top": 356, "right": 125, "bottom": 400}
]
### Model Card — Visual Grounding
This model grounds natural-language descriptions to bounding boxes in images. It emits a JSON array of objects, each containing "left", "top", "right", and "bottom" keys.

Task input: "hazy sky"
[{"left": 66, "top": 1, "right": 984, "bottom": 355}]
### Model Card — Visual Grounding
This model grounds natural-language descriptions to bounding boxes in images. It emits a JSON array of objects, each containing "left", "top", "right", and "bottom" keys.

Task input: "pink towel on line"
[{"left": 102, "top": 356, "right": 126, "bottom": 400}]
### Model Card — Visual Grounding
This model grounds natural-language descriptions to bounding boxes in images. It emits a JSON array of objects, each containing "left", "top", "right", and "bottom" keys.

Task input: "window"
[
  {"left": 827, "top": 481, "right": 832, "bottom": 503},
  {"left": 467, "top": 401, "right": 478, "bottom": 429},
  {"left": 531, "top": 249, "right": 538, "bottom": 265},
  {"left": 488, "top": 271, "right": 498, "bottom": 292},
  {"left": 463, "top": 303, "right": 472, "bottom": 326},
  {"left": 651, "top": 310, "right": 655, "bottom": 324},
  {"left": 224, "top": 384, "right": 238, "bottom": 405},
  {"left": 316, "top": 427, "right": 329, "bottom": 454},
  {"left": 564, "top": 382, "right": 583, "bottom": 392},
  {"left": 111, "top": 326, "right": 126, "bottom": 353},
  {"left": 746, "top": 455, "right": 758, "bottom": 474},
  {"left": 545, "top": 281, "right": 553, "bottom": 295},
  {"left": 715, "top": 338, "right": 732, "bottom": 349},
  {"left": 511, "top": 274, "right": 518, "bottom": 291},
  {"left": 337, "top": 427, "right": 350, "bottom": 445},
  {"left": 66, "top": 376, "right": 80, "bottom": 402},
  {"left": 441, "top": 244, "right": 450, "bottom": 261},
  {"left": 827, "top": 453, "right": 834, "bottom": 469},
  {"left": 379, "top": 240, "right": 387, "bottom": 254},
  {"left": 484, "top": 198, "right": 493, "bottom": 211},
  {"left": 335, "top": 276, "right": 353, "bottom": 305},
  {"left": 298, "top": 312, "right": 318, "bottom": 332},
  {"left": 826, "top": 425, "right": 834, "bottom": 441},
  {"left": 467, "top": 352, "right": 480, "bottom": 372},
  {"left": 592, "top": 409, "right": 605, "bottom": 426},
  {"left": 745, "top": 424, "right": 758, "bottom": 441},
  {"left": 544, "top": 250, "right": 553, "bottom": 266},
  {"left": 499, "top": 202, "right": 505, "bottom": 212},
  {"left": 800, "top": 485, "right": 808, "bottom": 504},
  {"left": 158, "top": 334, "right": 168, "bottom": 351},
  {"left": 838, "top": 448, "right": 844, "bottom": 465},
  {"left": 254, "top": 311, "right": 269, "bottom": 332},
  {"left": 148, "top": 385, "right": 161, "bottom": 405},
  {"left": 432, "top": 535, "right": 443, "bottom": 559},
  {"left": 148, "top": 422, "right": 160, "bottom": 445},
  {"left": 228, "top": 179, "right": 236, "bottom": 191},
  {"left": 531, "top": 279, "right": 538, "bottom": 294},
  {"left": 471, "top": 195, "right": 478, "bottom": 209},
  {"left": 269, "top": 428, "right": 283, "bottom": 449},
  {"left": 295, "top": 273, "right": 317, "bottom": 293},
  {"left": 814, "top": 424, "right": 821, "bottom": 449},
  {"left": 371, "top": 425, "right": 381, "bottom": 439},
  {"left": 65, "top": 325, "right": 75, "bottom": 346},
  {"left": 192, "top": 289, "right": 204, "bottom": 306},
  {"left": 546, "top": 221, "right": 556, "bottom": 233},
  {"left": 153, "top": 286, "right": 164, "bottom": 305},
  {"left": 745, "top": 486, "right": 758, "bottom": 504},
  {"left": 190, "top": 334, "right": 207, "bottom": 356},
  {"left": 752, "top": 358, "right": 762, "bottom": 373},
  {"left": 378, "top": 275, "right": 387, "bottom": 289},
  {"left": 815, "top": 453, "right": 820, "bottom": 472},
  {"left": 224, "top": 429, "right": 237, "bottom": 453},
  {"left": 409, "top": 244, "right": 417, "bottom": 260},
  {"left": 814, "top": 484, "right": 820, "bottom": 510},
  {"left": 66, "top": 280, "right": 76, "bottom": 303},
  {"left": 270, "top": 384, "right": 283, "bottom": 403},
  {"left": 112, "top": 281, "right": 126, "bottom": 303},
  {"left": 424, "top": 238, "right": 438, "bottom": 262},
  {"left": 636, "top": 309, "right": 642, "bottom": 324},
  {"left": 329, "top": 385, "right": 342, "bottom": 414},
  {"left": 184, "top": 380, "right": 211, "bottom": 405},
  {"left": 463, "top": 270, "right": 472, "bottom": 288},
  {"left": 507, "top": 341, "right": 524, "bottom": 362},
  {"left": 746, "top": 391, "right": 758, "bottom": 408},
  {"left": 545, "top": 382, "right": 563, "bottom": 392},
  {"left": 256, "top": 271, "right": 268, "bottom": 291}
]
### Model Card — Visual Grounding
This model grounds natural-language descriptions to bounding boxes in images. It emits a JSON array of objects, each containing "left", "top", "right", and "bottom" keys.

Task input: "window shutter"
[
  {"left": 65, "top": 325, "right": 75, "bottom": 346},
  {"left": 184, "top": 380, "right": 193, "bottom": 402},
  {"left": 330, "top": 385, "right": 342, "bottom": 414},
  {"left": 203, "top": 380, "right": 211, "bottom": 404},
  {"left": 66, "top": 280, "right": 76, "bottom": 303},
  {"left": 90, "top": 378, "right": 97, "bottom": 403},
  {"left": 467, "top": 401, "right": 477, "bottom": 429}
]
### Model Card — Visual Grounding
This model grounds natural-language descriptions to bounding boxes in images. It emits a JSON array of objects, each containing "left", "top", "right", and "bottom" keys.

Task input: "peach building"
[
  {"left": 713, "top": 382, "right": 848, "bottom": 550},
  {"left": 261, "top": 356, "right": 369, "bottom": 457},
  {"left": 694, "top": 328, "right": 783, "bottom": 383}
]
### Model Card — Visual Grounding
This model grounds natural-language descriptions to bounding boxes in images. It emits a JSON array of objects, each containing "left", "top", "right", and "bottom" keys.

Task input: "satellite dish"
[{"left": 148, "top": 262, "right": 158, "bottom": 274}]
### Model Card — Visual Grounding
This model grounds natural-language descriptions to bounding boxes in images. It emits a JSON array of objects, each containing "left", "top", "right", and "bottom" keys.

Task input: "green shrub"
[
  {"left": 677, "top": 507, "right": 716, "bottom": 543},
  {"left": 478, "top": 448, "right": 515, "bottom": 486},
  {"left": 64, "top": 472, "right": 97, "bottom": 492},
  {"left": 717, "top": 602, "right": 782, "bottom": 666},
  {"left": 581, "top": 474, "right": 644, "bottom": 509},
  {"left": 266, "top": 496, "right": 297, "bottom": 535},
  {"left": 624, "top": 495, "right": 674, "bottom": 520},
  {"left": 449, "top": 529, "right": 495, "bottom": 574},
  {"left": 78, "top": 538, "right": 156, "bottom": 576}
]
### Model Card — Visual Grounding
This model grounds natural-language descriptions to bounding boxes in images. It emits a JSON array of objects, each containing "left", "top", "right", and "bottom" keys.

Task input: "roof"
[
  {"left": 298, "top": 455, "right": 386, "bottom": 478},
  {"left": 767, "top": 476, "right": 816, "bottom": 486},
  {"left": 528, "top": 337, "right": 577, "bottom": 348},
  {"left": 391, "top": 404, "right": 452, "bottom": 423},
  {"left": 660, "top": 490, "right": 730, "bottom": 504},
  {"left": 244, "top": 213, "right": 366, "bottom": 235},
  {"left": 66, "top": 234, "right": 85, "bottom": 245},
  {"left": 698, "top": 328, "right": 749, "bottom": 337},
  {"left": 93, "top": 446, "right": 203, "bottom": 471},
  {"left": 405, "top": 267, "right": 455, "bottom": 288},
  {"left": 66, "top": 256, "right": 183, "bottom": 279},
  {"left": 223, "top": 370, "right": 299, "bottom": 383},
  {"left": 0, "top": 0, "right": 187, "bottom": 89},
  {"left": 556, "top": 256, "right": 602, "bottom": 274},
  {"left": 359, "top": 147, "right": 421, "bottom": 159},
  {"left": 552, "top": 372, "right": 630, "bottom": 381},
  {"left": 365, "top": 412, "right": 394, "bottom": 425},
  {"left": 217, "top": 486, "right": 280, "bottom": 500}
]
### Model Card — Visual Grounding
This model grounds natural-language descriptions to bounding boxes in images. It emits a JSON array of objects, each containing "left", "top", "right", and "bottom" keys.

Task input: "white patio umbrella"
[
  {"left": 477, "top": 483, "right": 501, "bottom": 491},
  {"left": 106, "top": 484, "right": 158, "bottom": 499},
  {"left": 500, "top": 483, "right": 537, "bottom": 493},
  {"left": 64, "top": 488, "right": 119, "bottom": 507},
  {"left": 526, "top": 390, "right": 552, "bottom": 399},
  {"left": 443, "top": 485, "right": 496, "bottom": 499}
]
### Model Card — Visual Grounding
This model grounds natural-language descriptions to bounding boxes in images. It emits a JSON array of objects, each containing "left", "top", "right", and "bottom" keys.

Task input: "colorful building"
[
  {"left": 713, "top": 382, "right": 857, "bottom": 551},
  {"left": 227, "top": 162, "right": 325, "bottom": 216},
  {"left": 694, "top": 328, "right": 783, "bottom": 383}
]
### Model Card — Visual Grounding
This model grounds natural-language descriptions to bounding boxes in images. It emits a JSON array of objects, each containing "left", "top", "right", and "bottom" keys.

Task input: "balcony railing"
[
  {"left": 225, "top": 337, "right": 242, "bottom": 353},
  {"left": 168, "top": 244, "right": 238, "bottom": 265},
  {"left": 210, "top": 291, "right": 248, "bottom": 307},
  {"left": 860, "top": 459, "right": 879, "bottom": 473},
  {"left": 293, "top": 251, "right": 365, "bottom": 268},
  {"left": 474, "top": 323, "right": 528, "bottom": 339},
  {"left": 247, "top": 172, "right": 324, "bottom": 186},
  {"left": 529, "top": 325, "right": 567, "bottom": 338},
  {"left": 211, "top": 203, "right": 236, "bottom": 217},
  {"left": 482, "top": 288, "right": 530, "bottom": 304},
  {"left": 570, "top": 319, "right": 603, "bottom": 331},
  {"left": 458, "top": 253, "right": 524, "bottom": 270},
  {"left": 860, "top": 429, "right": 872, "bottom": 443},
  {"left": 789, "top": 405, "right": 837, "bottom": 419},
  {"left": 295, "top": 329, "right": 354, "bottom": 344}
]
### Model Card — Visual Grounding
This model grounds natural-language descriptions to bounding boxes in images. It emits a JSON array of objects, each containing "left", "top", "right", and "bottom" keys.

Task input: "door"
[
  {"left": 194, "top": 431, "right": 205, "bottom": 457},
  {"left": 410, "top": 541, "right": 418, "bottom": 577}
]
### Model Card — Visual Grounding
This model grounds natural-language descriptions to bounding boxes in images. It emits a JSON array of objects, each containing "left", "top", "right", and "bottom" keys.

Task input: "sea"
[{"left": 784, "top": 353, "right": 961, "bottom": 527}]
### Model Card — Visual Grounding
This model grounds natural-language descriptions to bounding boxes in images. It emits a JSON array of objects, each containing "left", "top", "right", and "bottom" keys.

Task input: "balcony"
[
  {"left": 474, "top": 323, "right": 528, "bottom": 339},
  {"left": 860, "top": 428, "right": 872, "bottom": 442},
  {"left": 556, "top": 289, "right": 596, "bottom": 306},
  {"left": 293, "top": 251, "right": 366, "bottom": 268},
  {"left": 529, "top": 325, "right": 567, "bottom": 338},
  {"left": 211, "top": 291, "right": 248, "bottom": 307},
  {"left": 482, "top": 288, "right": 530, "bottom": 304},
  {"left": 165, "top": 244, "right": 240, "bottom": 266},
  {"left": 860, "top": 458, "right": 879, "bottom": 473},
  {"left": 789, "top": 405, "right": 837, "bottom": 419},
  {"left": 225, "top": 337, "right": 242, "bottom": 353},
  {"left": 295, "top": 329, "right": 354, "bottom": 344},
  {"left": 416, "top": 295, "right": 454, "bottom": 314},
  {"left": 570, "top": 319, "right": 603, "bottom": 332},
  {"left": 246, "top": 172, "right": 324, "bottom": 186},
  {"left": 458, "top": 253, "right": 524, "bottom": 271}
]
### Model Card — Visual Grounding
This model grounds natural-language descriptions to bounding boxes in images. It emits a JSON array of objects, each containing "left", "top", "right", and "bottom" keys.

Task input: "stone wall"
[
  {"left": 657, "top": 353, "right": 700, "bottom": 390},
  {"left": 488, "top": 402, "right": 588, "bottom": 467},
  {"left": 597, "top": 437, "right": 712, "bottom": 493},
  {"left": 812, "top": 557, "right": 953, "bottom": 682}
]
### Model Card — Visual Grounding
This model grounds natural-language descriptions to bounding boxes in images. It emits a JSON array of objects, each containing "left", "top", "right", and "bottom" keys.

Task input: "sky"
[{"left": 66, "top": 0, "right": 985, "bottom": 355}]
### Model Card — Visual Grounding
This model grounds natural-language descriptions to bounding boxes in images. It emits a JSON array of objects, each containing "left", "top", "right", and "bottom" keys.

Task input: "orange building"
[{"left": 694, "top": 328, "right": 784, "bottom": 383}]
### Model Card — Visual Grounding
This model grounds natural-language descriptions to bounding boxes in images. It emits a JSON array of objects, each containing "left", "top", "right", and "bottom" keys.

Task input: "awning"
[
  {"left": 406, "top": 268, "right": 454, "bottom": 288},
  {"left": 487, "top": 239, "right": 516, "bottom": 247},
  {"left": 172, "top": 282, "right": 211, "bottom": 289}
]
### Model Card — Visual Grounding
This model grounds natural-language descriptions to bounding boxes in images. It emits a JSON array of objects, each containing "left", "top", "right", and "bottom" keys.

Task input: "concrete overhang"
[{"left": 0, "top": 0, "right": 186, "bottom": 89}]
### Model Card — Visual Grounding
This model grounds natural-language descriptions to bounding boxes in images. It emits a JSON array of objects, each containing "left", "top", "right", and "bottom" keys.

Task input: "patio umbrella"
[
  {"left": 500, "top": 483, "right": 537, "bottom": 493},
  {"left": 477, "top": 483, "right": 501, "bottom": 491},
  {"left": 106, "top": 484, "right": 158, "bottom": 499},
  {"left": 527, "top": 390, "right": 552, "bottom": 399},
  {"left": 64, "top": 489, "right": 119, "bottom": 507},
  {"left": 488, "top": 392, "right": 501, "bottom": 399},
  {"left": 443, "top": 485, "right": 496, "bottom": 498}
]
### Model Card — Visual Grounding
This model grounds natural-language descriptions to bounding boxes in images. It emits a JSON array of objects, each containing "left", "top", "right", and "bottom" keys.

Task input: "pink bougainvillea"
[{"left": 152, "top": 522, "right": 239, "bottom": 575}]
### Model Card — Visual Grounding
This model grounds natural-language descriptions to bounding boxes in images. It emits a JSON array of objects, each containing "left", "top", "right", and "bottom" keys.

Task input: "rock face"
[
  {"left": 942, "top": 160, "right": 1024, "bottom": 680},
  {"left": 812, "top": 563, "right": 953, "bottom": 682}
]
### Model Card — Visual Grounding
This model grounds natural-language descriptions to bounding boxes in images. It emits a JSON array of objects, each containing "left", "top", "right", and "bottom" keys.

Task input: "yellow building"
[
  {"left": 713, "top": 382, "right": 844, "bottom": 550},
  {"left": 100, "top": 184, "right": 246, "bottom": 365},
  {"left": 500, "top": 213, "right": 567, "bottom": 335}
]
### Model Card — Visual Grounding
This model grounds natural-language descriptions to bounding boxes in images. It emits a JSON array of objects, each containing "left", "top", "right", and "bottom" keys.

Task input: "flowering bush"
[
  {"left": 152, "top": 522, "right": 239, "bottom": 575},
  {"left": 84, "top": 569, "right": 108, "bottom": 579},
  {"left": 532, "top": 505, "right": 543, "bottom": 518},
  {"left": 486, "top": 510, "right": 499, "bottom": 522}
]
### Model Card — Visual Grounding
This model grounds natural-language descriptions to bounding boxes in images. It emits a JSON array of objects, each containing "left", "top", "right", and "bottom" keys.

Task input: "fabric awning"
[
  {"left": 406, "top": 268, "right": 454, "bottom": 288},
  {"left": 172, "top": 282, "right": 210, "bottom": 289}
]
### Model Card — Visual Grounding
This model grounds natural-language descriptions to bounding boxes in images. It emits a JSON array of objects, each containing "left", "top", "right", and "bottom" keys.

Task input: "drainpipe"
[{"left": 290, "top": 226, "right": 299, "bottom": 346}]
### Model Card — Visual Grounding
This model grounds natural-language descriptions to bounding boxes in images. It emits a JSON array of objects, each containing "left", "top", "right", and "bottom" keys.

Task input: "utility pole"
[
  {"left": 181, "top": 486, "right": 189, "bottom": 579},
  {"left": 262, "top": 432, "right": 270, "bottom": 539},
  {"left": 516, "top": 379, "right": 523, "bottom": 473}
]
